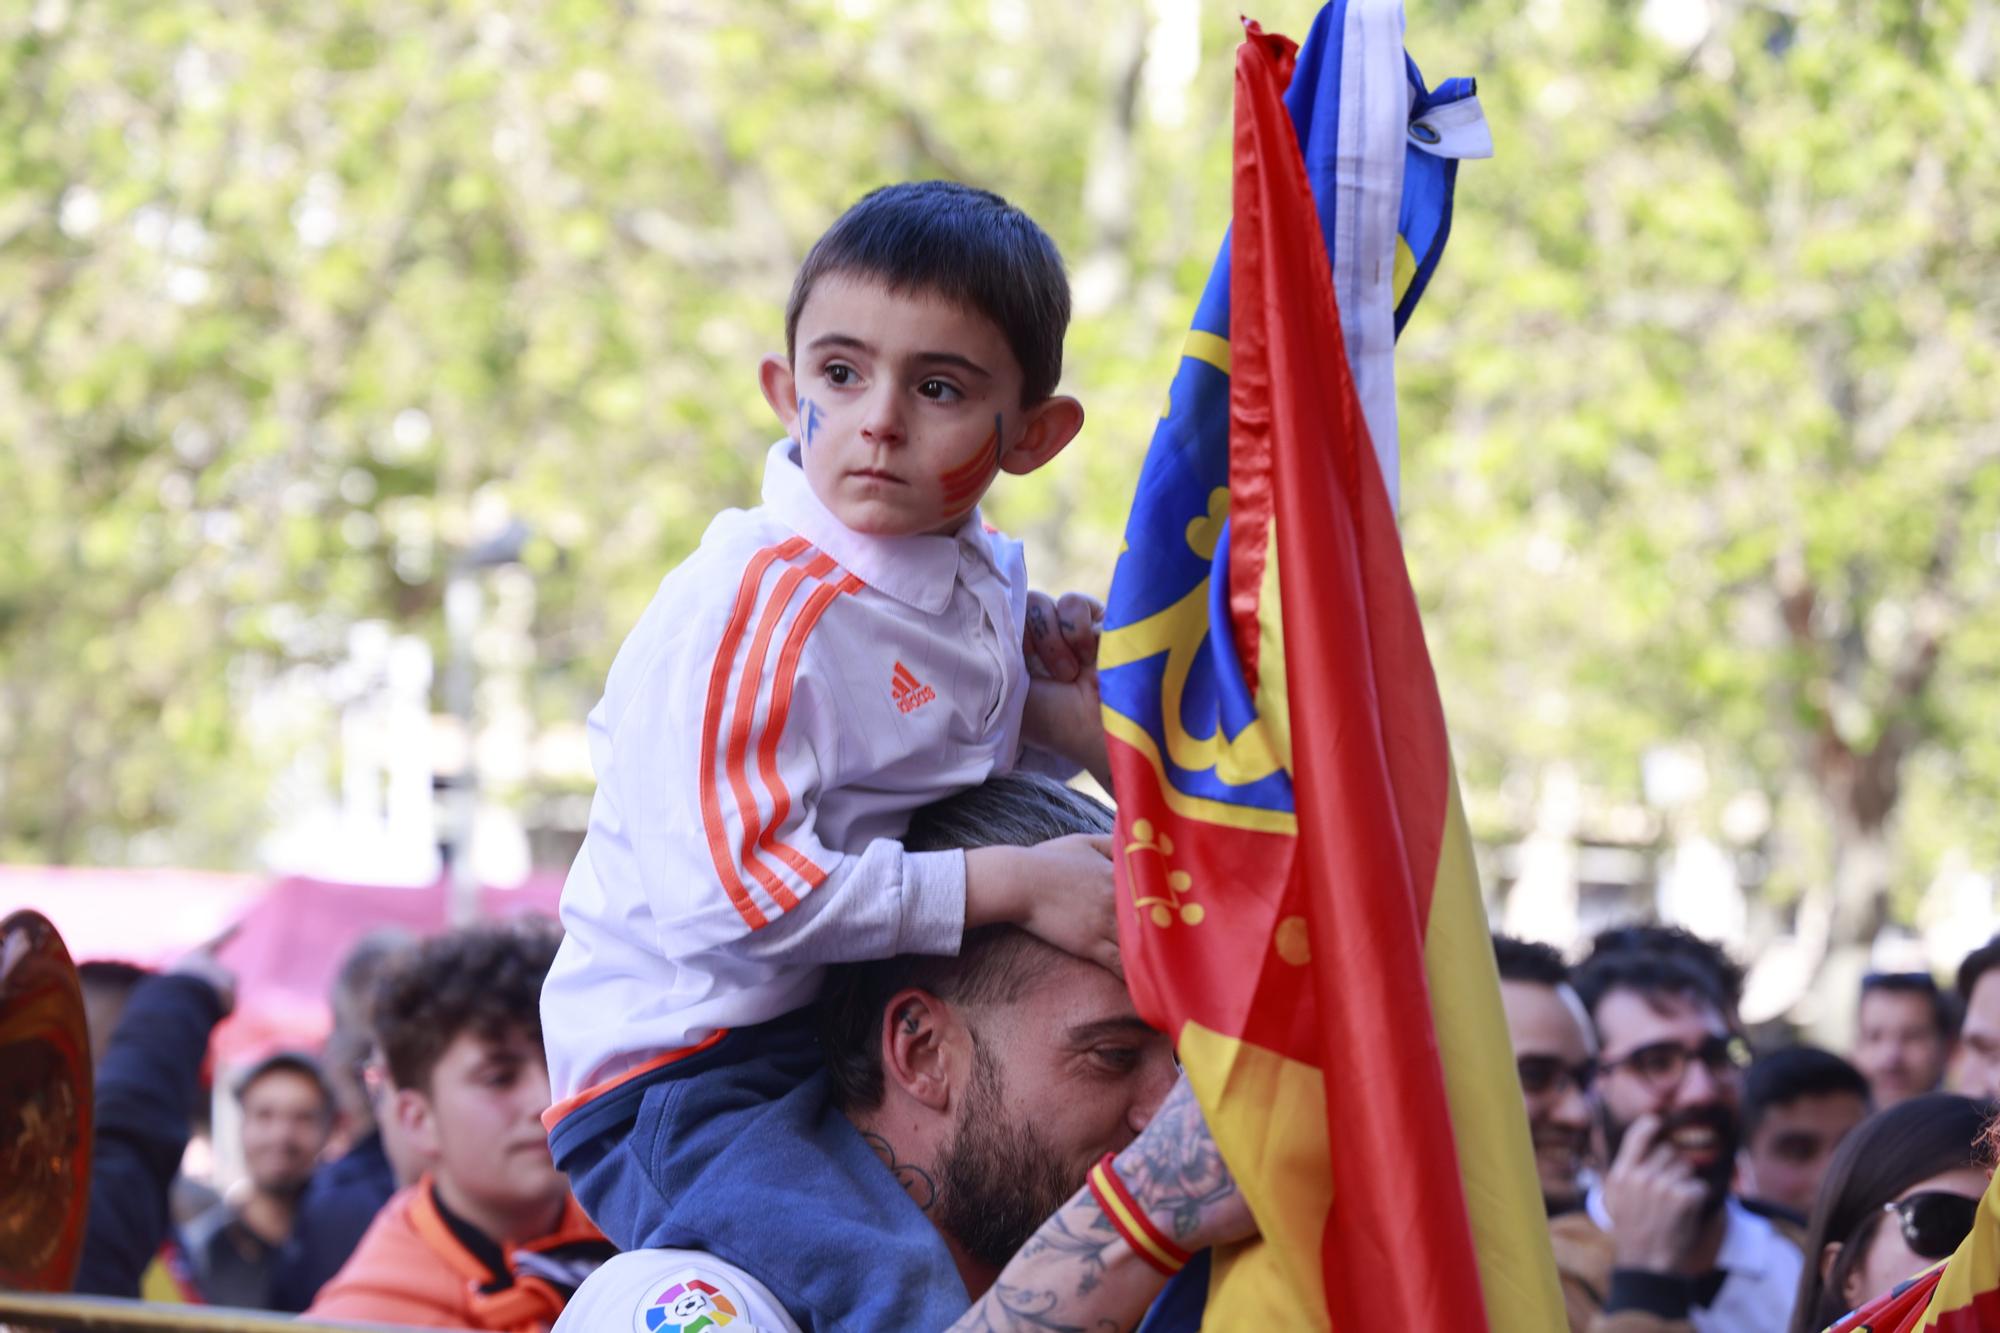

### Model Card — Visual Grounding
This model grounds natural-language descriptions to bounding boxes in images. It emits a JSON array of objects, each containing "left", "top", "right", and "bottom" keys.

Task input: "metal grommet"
[{"left": 1409, "top": 121, "right": 1441, "bottom": 144}]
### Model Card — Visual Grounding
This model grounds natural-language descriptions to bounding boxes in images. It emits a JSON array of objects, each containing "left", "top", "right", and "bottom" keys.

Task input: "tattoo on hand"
[
  {"left": 862, "top": 1130, "right": 937, "bottom": 1210},
  {"left": 1119, "top": 1079, "right": 1237, "bottom": 1244}
]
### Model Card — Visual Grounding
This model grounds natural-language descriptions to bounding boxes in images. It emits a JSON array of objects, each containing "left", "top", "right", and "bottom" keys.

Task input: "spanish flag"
[
  {"left": 1100, "top": 8, "right": 1563, "bottom": 1330},
  {"left": 1827, "top": 1170, "right": 2000, "bottom": 1331}
]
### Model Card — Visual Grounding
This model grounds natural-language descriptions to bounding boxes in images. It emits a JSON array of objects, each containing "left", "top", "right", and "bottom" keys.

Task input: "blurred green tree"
[
  {"left": 2, "top": 0, "right": 1995, "bottom": 989},
  {"left": 1400, "top": 0, "right": 2000, "bottom": 974}
]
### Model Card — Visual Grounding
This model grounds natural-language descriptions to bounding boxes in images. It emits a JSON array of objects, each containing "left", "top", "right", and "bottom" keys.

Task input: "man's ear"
[
  {"left": 998, "top": 395, "right": 1085, "bottom": 477},
  {"left": 880, "top": 989, "right": 962, "bottom": 1114},
  {"left": 392, "top": 1085, "right": 440, "bottom": 1162},
  {"left": 759, "top": 354, "right": 801, "bottom": 439}
]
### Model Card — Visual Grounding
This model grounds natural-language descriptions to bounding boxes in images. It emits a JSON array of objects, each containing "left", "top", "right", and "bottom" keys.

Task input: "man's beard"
[
  {"left": 933, "top": 1042, "right": 1088, "bottom": 1271},
  {"left": 1603, "top": 1102, "right": 1740, "bottom": 1218}
]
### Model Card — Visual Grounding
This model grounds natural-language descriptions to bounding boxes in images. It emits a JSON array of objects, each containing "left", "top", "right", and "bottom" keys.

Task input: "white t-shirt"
[
  {"left": 554, "top": 1249, "right": 803, "bottom": 1333},
  {"left": 542, "top": 440, "right": 1036, "bottom": 1106}
]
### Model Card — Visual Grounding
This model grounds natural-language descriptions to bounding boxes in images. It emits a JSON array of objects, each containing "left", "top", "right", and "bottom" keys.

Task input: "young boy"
[
  {"left": 311, "top": 921, "right": 614, "bottom": 1331},
  {"left": 541, "top": 181, "right": 1115, "bottom": 1251}
]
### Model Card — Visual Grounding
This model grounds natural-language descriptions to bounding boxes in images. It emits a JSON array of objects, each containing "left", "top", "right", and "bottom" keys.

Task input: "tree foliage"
[{"left": 3, "top": 0, "right": 1995, "bottom": 960}]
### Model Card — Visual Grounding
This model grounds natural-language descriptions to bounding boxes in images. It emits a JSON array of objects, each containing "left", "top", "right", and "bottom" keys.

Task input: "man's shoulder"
[
  {"left": 555, "top": 1249, "right": 802, "bottom": 1333},
  {"left": 304, "top": 1186, "right": 462, "bottom": 1323}
]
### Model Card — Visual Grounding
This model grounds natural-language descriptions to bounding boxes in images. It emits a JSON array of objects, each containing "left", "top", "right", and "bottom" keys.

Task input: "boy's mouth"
[{"left": 848, "top": 468, "right": 908, "bottom": 485}]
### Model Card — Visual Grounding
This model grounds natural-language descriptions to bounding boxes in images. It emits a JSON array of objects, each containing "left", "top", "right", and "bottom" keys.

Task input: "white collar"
[{"left": 760, "top": 440, "right": 982, "bottom": 616}]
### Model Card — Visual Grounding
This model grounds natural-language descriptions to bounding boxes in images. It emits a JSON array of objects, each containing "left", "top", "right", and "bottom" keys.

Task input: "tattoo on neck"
[{"left": 862, "top": 1130, "right": 938, "bottom": 1211}]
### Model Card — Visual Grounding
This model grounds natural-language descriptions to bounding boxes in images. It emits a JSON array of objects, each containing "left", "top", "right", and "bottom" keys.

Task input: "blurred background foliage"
[{"left": 2, "top": 0, "right": 1995, "bottom": 977}]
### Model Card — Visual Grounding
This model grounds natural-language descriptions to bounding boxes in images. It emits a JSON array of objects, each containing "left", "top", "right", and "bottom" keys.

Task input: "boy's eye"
[
  {"left": 825, "top": 363, "right": 856, "bottom": 386},
  {"left": 917, "top": 378, "right": 961, "bottom": 402}
]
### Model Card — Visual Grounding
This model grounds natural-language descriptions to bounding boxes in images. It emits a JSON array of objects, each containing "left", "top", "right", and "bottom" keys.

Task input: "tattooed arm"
[{"left": 944, "top": 1074, "right": 1252, "bottom": 1332}]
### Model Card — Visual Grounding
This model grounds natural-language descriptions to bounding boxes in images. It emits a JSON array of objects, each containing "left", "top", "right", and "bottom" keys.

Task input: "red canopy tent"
[{"left": 0, "top": 866, "right": 565, "bottom": 1064}]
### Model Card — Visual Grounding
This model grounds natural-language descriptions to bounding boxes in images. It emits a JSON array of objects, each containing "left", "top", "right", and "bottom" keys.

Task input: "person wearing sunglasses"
[
  {"left": 1495, "top": 935, "right": 1599, "bottom": 1217},
  {"left": 1787, "top": 1092, "right": 1995, "bottom": 1333},
  {"left": 1569, "top": 932, "right": 1803, "bottom": 1333}
]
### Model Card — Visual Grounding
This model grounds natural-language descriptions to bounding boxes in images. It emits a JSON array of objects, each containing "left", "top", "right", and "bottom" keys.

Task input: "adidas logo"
[{"left": 891, "top": 662, "right": 936, "bottom": 714}]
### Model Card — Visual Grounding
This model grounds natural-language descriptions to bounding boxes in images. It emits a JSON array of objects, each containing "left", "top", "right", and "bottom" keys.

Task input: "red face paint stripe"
[
  {"left": 938, "top": 425, "right": 1001, "bottom": 487},
  {"left": 696, "top": 536, "right": 809, "bottom": 930},
  {"left": 748, "top": 573, "right": 866, "bottom": 897}
]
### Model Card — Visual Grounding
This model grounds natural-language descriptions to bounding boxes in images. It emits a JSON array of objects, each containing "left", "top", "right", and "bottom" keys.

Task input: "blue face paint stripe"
[{"left": 796, "top": 396, "right": 823, "bottom": 449}]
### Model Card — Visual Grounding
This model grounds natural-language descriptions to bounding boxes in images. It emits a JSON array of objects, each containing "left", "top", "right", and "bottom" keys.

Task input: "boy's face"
[
  {"left": 397, "top": 1027, "right": 567, "bottom": 1225},
  {"left": 761, "top": 273, "right": 1083, "bottom": 537}
]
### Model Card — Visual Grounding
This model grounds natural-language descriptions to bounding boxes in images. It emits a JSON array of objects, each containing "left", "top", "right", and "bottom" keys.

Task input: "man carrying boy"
[
  {"left": 542, "top": 182, "right": 1119, "bottom": 1258},
  {"left": 310, "top": 921, "right": 613, "bottom": 1332}
]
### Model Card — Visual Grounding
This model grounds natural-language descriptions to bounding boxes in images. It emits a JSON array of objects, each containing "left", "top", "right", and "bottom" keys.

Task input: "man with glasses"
[
  {"left": 1566, "top": 929, "right": 1804, "bottom": 1333},
  {"left": 1495, "top": 935, "right": 1598, "bottom": 1217}
]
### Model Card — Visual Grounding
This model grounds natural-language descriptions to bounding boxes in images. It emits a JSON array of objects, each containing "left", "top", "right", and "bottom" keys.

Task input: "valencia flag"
[{"left": 1100, "top": 9, "right": 1563, "bottom": 1330}]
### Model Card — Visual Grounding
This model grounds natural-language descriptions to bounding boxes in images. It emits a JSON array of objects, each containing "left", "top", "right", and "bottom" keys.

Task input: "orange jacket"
[{"left": 306, "top": 1177, "right": 608, "bottom": 1332}]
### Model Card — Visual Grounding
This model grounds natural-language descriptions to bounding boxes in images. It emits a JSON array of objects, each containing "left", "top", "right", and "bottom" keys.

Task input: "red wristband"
[{"left": 1087, "top": 1152, "right": 1193, "bottom": 1277}]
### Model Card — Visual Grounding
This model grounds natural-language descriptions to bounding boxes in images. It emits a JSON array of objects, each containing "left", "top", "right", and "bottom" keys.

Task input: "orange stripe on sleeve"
[
  {"left": 746, "top": 572, "right": 866, "bottom": 896},
  {"left": 696, "top": 536, "right": 809, "bottom": 930},
  {"left": 724, "top": 552, "right": 837, "bottom": 919}
]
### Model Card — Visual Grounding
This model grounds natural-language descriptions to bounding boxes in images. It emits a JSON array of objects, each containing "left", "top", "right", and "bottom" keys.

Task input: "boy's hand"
[
  {"left": 1024, "top": 590, "right": 1102, "bottom": 683},
  {"left": 964, "top": 835, "right": 1121, "bottom": 976},
  {"left": 1021, "top": 589, "right": 1111, "bottom": 786},
  {"left": 1024, "top": 674, "right": 1111, "bottom": 788}
]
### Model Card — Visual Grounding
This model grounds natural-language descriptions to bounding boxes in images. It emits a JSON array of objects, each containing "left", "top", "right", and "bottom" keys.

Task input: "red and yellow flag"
[{"left": 1099, "top": 16, "right": 1563, "bottom": 1331}]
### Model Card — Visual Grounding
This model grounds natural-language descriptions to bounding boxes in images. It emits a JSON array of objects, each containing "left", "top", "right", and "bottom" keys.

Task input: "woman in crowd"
[{"left": 1789, "top": 1092, "right": 1994, "bottom": 1332}]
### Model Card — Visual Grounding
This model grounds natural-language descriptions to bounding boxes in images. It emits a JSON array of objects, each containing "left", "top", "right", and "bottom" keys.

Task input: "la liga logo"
[{"left": 636, "top": 1274, "right": 740, "bottom": 1332}]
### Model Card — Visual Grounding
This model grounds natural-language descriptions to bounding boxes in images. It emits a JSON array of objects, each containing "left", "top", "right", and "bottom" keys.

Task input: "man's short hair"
[
  {"left": 1573, "top": 924, "right": 1736, "bottom": 1025},
  {"left": 371, "top": 918, "right": 561, "bottom": 1094},
  {"left": 234, "top": 1050, "right": 335, "bottom": 1119},
  {"left": 1861, "top": 971, "right": 1957, "bottom": 1040},
  {"left": 1741, "top": 1046, "right": 1869, "bottom": 1141},
  {"left": 1582, "top": 923, "right": 1744, "bottom": 1018},
  {"left": 819, "top": 773, "right": 1114, "bottom": 1112},
  {"left": 1960, "top": 937, "right": 2000, "bottom": 1007},
  {"left": 1493, "top": 934, "right": 1569, "bottom": 988},
  {"left": 785, "top": 181, "right": 1072, "bottom": 405}
]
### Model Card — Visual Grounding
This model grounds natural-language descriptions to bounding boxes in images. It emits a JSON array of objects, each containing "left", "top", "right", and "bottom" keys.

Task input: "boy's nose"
[{"left": 859, "top": 385, "right": 906, "bottom": 446}]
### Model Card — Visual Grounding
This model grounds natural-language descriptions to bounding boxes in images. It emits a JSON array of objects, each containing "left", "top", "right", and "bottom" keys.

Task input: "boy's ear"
[
  {"left": 393, "top": 1085, "right": 441, "bottom": 1161},
  {"left": 759, "top": 354, "right": 800, "bottom": 437},
  {"left": 998, "top": 395, "right": 1085, "bottom": 477}
]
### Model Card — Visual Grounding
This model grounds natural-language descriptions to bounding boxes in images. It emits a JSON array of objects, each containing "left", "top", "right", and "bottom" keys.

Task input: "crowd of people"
[
  {"left": 70, "top": 872, "right": 2000, "bottom": 1332},
  {"left": 1501, "top": 926, "right": 2000, "bottom": 1331}
]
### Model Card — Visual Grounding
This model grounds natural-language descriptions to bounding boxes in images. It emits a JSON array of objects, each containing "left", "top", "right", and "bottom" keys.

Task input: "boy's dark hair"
[
  {"left": 786, "top": 181, "right": 1072, "bottom": 404},
  {"left": 1861, "top": 970, "right": 1957, "bottom": 1040},
  {"left": 1960, "top": 936, "right": 2000, "bottom": 1007},
  {"left": 1492, "top": 934, "right": 1570, "bottom": 988},
  {"left": 233, "top": 1050, "right": 335, "bottom": 1120},
  {"left": 372, "top": 919, "right": 561, "bottom": 1094},
  {"left": 818, "top": 773, "right": 1114, "bottom": 1112},
  {"left": 1575, "top": 923, "right": 1742, "bottom": 1023},
  {"left": 1741, "top": 1046, "right": 1869, "bottom": 1142}
]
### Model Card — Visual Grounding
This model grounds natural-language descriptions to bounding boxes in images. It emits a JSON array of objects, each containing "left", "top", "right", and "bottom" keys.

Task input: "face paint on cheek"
[
  {"left": 938, "top": 413, "right": 1003, "bottom": 518},
  {"left": 796, "top": 396, "right": 824, "bottom": 449}
]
